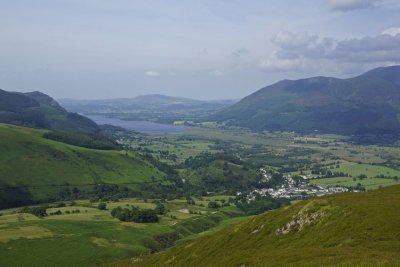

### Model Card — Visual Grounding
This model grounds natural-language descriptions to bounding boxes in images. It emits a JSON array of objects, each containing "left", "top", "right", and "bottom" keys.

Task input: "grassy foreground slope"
[
  {"left": 0, "top": 123, "right": 164, "bottom": 205},
  {"left": 112, "top": 185, "right": 400, "bottom": 267}
]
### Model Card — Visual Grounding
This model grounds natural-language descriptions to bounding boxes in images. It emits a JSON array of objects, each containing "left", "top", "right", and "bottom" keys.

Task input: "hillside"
[
  {"left": 0, "top": 124, "right": 165, "bottom": 208},
  {"left": 110, "top": 185, "right": 400, "bottom": 267},
  {"left": 213, "top": 66, "right": 400, "bottom": 135},
  {"left": 0, "top": 89, "right": 99, "bottom": 133}
]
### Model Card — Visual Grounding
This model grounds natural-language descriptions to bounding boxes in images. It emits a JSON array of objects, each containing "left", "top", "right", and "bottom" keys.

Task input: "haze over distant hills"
[
  {"left": 60, "top": 94, "right": 236, "bottom": 115},
  {"left": 213, "top": 66, "right": 400, "bottom": 135}
]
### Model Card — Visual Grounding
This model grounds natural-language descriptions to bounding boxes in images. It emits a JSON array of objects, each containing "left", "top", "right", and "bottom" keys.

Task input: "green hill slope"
[
  {"left": 113, "top": 185, "right": 400, "bottom": 267},
  {"left": 0, "top": 124, "right": 165, "bottom": 208},
  {"left": 213, "top": 66, "right": 400, "bottom": 135}
]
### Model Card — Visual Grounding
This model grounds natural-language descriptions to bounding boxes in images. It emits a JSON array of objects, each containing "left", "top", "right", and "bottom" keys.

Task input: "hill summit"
[
  {"left": 0, "top": 89, "right": 99, "bottom": 132},
  {"left": 213, "top": 66, "right": 400, "bottom": 135}
]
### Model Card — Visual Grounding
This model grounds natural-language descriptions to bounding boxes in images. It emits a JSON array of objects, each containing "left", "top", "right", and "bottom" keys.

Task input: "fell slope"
[
  {"left": 113, "top": 185, "right": 400, "bottom": 267},
  {"left": 0, "top": 124, "right": 164, "bottom": 208},
  {"left": 0, "top": 89, "right": 99, "bottom": 133},
  {"left": 213, "top": 66, "right": 400, "bottom": 134}
]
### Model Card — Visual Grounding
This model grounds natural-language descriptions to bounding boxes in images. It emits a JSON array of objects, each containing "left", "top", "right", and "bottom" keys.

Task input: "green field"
[
  {"left": 124, "top": 134, "right": 221, "bottom": 164},
  {"left": 311, "top": 177, "right": 400, "bottom": 190},
  {"left": 120, "top": 126, "right": 400, "bottom": 193},
  {"left": 0, "top": 196, "right": 248, "bottom": 267},
  {"left": 338, "top": 162, "right": 400, "bottom": 177}
]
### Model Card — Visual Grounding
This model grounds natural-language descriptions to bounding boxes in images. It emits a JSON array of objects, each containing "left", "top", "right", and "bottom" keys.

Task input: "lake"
[{"left": 87, "top": 115, "right": 189, "bottom": 134}]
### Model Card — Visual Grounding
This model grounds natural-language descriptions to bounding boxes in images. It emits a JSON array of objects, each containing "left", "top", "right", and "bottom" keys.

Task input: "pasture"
[{"left": 0, "top": 196, "right": 243, "bottom": 267}]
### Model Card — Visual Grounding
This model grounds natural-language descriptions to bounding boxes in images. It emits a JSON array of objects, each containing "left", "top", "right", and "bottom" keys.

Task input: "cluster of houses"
[{"left": 245, "top": 170, "right": 358, "bottom": 200}]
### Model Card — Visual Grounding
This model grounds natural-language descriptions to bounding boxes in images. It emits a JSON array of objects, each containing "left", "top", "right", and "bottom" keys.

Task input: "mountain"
[
  {"left": 110, "top": 185, "right": 400, "bottom": 267},
  {"left": 59, "top": 94, "right": 237, "bottom": 124},
  {"left": 0, "top": 89, "right": 99, "bottom": 133},
  {"left": 59, "top": 94, "right": 236, "bottom": 113},
  {"left": 0, "top": 123, "right": 165, "bottom": 209},
  {"left": 213, "top": 66, "right": 400, "bottom": 135}
]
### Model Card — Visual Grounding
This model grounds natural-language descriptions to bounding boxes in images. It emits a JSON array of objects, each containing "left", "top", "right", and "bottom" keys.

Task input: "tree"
[
  {"left": 31, "top": 207, "right": 47, "bottom": 218},
  {"left": 155, "top": 203, "right": 166, "bottom": 215},
  {"left": 208, "top": 201, "right": 220, "bottom": 209},
  {"left": 186, "top": 196, "right": 196, "bottom": 205},
  {"left": 98, "top": 202, "right": 107, "bottom": 210}
]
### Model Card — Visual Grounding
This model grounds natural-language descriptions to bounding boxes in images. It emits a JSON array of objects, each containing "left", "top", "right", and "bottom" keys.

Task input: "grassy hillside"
[
  {"left": 0, "top": 124, "right": 164, "bottom": 207},
  {"left": 112, "top": 185, "right": 400, "bottom": 267},
  {"left": 213, "top": 66, "right": 400, "bottom": 135},
  {"left": 0, "top": 196, "right": 249, "bottom": 267}
]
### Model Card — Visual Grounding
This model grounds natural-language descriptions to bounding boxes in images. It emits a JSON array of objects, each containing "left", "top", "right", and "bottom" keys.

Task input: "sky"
[{"left": 1, "top": 0, "right": 400, "bottom": 100}]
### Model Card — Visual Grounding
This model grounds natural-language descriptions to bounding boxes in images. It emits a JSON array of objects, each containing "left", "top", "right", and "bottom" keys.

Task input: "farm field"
[
  {"left": 310, "top": 177, "right": 400, "bottom": 190},
  {"left": 119, "top": 126, "right": 400, "bottom": 192},
  {"left": 0, "top": 196, "right": 247, "bottom": 267}
]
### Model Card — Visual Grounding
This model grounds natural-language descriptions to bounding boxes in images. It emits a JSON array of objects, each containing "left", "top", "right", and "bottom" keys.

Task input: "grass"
[
  {"left": 111, "top": 185, "right": 400, "bottom": 267},
  {"left": 338, "top": 162, "right": 400, "bottom": 177},
  {"left": 311, "top": 177, "right": 400, "bottom": 190},
  {"left": 126, "top": 135, "right": 220, "bottom": 164},
  {"left": 0, "top": 124, "right": 164, "bottom": 202},
  {"left": 0, "top": 196, "right": 249, "bottom": 267}
]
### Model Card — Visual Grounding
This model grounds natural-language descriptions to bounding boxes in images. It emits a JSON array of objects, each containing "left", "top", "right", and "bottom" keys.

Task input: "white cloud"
[
  {"left": 382, "top": 27, "right": 400, "bottom": 37},
  {"left": 327, "top": 0, "right": 381, "bottom": 11},
  {"left": 260, "top": 30, "right": 400, "bottom": 74},
  {"left": 259, "top": 57, "right": 304, "bottom": 72},
  {"left": 145, "top": 71, "right": 160, "bottom": 77},
  {"left": 212, "top": 69, "right": 223, "bottom": 76}
]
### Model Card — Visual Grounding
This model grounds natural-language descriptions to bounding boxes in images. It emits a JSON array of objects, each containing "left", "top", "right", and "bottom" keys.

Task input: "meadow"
[{"left": 0, "top": 196, "right": 247, "bottom": 267}]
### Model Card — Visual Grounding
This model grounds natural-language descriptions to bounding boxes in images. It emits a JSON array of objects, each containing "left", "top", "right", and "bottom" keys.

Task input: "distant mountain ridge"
[
  {"left": 0, "top": 89, "right": 99, "bottom": 133},
  {"left": 59, "top": 94, "right": 237, "bottom": 114},
  {"left": 213, "top": 66, "right": 400, "bottom": 135}
]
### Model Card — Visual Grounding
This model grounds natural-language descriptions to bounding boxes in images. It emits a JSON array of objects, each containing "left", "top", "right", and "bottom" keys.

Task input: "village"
[{"left": 243, "top": 168, "right": 360, "bottom": 201}]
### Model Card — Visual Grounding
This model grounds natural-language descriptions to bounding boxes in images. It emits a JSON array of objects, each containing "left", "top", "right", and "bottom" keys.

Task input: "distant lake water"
[{"left": 87, "top": 115, "right": 189, "bottom": 134}]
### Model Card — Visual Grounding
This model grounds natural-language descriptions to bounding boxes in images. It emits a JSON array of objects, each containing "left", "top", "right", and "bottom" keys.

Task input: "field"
[
  {"left": 122, "top": 134, "right": 221, "bottom": 164},
  {"left": 0, "top": 196, "right": 247, "bottom": 267},
  {"left": 311, "top": 177, "right": 399, "bottom": 190},
  {"left": 120, "top": 126, "right": 400, "bottom": 192}
]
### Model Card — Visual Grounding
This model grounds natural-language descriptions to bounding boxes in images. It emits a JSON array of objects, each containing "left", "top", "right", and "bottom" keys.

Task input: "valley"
[
  {"left": 1, "top": 66, "right": 400, "bottom": 266},
  {"left": 1, "top": 120, "right": 400, "bottom": 266}
]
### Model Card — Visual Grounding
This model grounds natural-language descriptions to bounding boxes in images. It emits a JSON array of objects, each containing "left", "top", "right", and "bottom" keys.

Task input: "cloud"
[
  {"left": 382, "top": 27, "right": 400, "bottom": 36},
  {"left": 145, "top": 71, "right": 160, "bottom": 77},
  {"left": 260, "top": 30, "right": 400, "bottom": 74},
  {"left": 259, "top": 57, "right": 304, "bottom": 72},
  {"left": 212, "top": 69, "right": 223, "bottom": 76},
  {"left": 327, "top": 0, "right": 381, "bottom": 11},
  {"left": 232, "top": 48, "right": 250, "bottom": 58}
]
